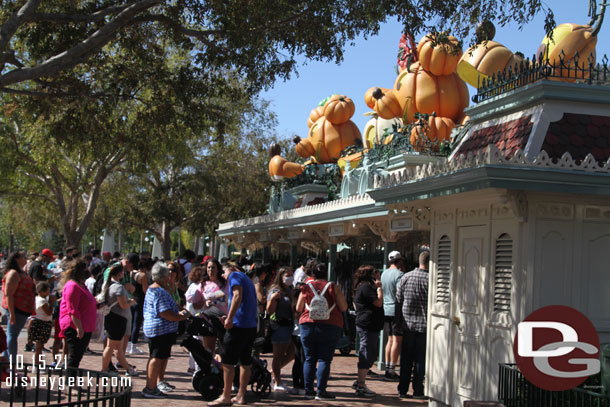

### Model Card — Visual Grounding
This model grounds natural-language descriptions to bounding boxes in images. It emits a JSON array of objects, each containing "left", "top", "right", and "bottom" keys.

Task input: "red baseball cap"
[
  {"left": 42, "top": 248, "right": 54, "bottom": 258},
  {"left": 201, "top": 255, "right": 213, "bottom": 264}
]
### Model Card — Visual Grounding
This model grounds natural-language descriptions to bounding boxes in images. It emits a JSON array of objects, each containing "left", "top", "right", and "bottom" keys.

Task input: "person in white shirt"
[
  {"left": 292, "top": 260, "right": 306, "bottom": 287},
  {"left": 29, "top": 282, "right": 55, "bottom": 366}
]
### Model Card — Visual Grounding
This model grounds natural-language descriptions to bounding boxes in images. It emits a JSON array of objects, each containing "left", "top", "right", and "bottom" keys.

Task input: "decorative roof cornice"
[
  {"left": 217, "top": 193, "right": 375, "bottom": 233},
  {"left": 374, "top": 145, "right": 610, "bottom": 191}
]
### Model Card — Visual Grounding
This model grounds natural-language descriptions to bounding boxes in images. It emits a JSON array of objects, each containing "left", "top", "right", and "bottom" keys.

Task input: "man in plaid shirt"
[{"left": 396, "top": 249, "right": 430, "bottom": 399}]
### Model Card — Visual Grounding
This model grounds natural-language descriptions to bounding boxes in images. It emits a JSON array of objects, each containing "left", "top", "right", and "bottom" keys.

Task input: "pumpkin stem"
[
  {"left": 591, "top": 1, "right": 606, "bottom": 36},
  {"left": 372, "top": 88, "right": 383, "bottom": 100},
  {"left": 293, "top": 136, "right": 302, "bottom": 144},
  {"left": 270, "top": 143, "right": 281, "bottom": 157}
]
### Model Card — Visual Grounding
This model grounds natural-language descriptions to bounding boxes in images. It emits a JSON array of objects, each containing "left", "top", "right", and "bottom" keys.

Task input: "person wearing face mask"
[
  {"left": 250, "top": 262, "right": 270, "bottom": 314},
  {"left": 200, "top": 258, "right": 229, "bottom": 355},
  {"left": 266, "top": 266, "right": 296, "bottom": 392}
]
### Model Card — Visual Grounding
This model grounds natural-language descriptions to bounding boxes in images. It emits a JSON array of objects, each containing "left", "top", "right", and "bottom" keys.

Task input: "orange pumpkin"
[
  {"left": 295, "top": 116, "right": 362, "bottom": 163},
  {"left": 394, "top": 62, "right": 469, "bottom": 124},
  {"left": 364, "top": 87, "right": 402, "bottom": 120},
  {"left": 410, "top": 116, "right": 455, "bottom": 151},
  {"left": 539, "top": 23, "right": 597, "bottom": 68},
  {"left": 268, "top": 155, "right": 304, "bottom": 181},
  {"left": 308, "top": 106, "right": 325, "bottom": 128},
  {"left": 417, "top": 34, "right": 463, "bottom": 76},
  {"left": 457, "top": 41, "right": 524, "bottom": 87},
  {"left": 323, "top": 95, "right": 355, "bottom": 124}
]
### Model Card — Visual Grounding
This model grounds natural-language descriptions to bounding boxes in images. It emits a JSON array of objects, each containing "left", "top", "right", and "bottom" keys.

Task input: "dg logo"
[{"left": 513, "top": 305, "right": 600, "bottom": 391}]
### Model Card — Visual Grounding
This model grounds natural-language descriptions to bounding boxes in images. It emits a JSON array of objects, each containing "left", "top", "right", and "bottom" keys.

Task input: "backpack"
[
  {"left": 305, "top": 282, "right": 335, "bottom": 320},
  {"left": 92, "top": 273, "right": 105, "bottom": 297},
  {"left": 95, "top": 282, "right": 119, "bottom": 317}
]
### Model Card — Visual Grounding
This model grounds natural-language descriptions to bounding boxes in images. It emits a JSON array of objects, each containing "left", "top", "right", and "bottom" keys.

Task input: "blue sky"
[{"left": 261, "top": 2, "right": 610, "bottom": 140}]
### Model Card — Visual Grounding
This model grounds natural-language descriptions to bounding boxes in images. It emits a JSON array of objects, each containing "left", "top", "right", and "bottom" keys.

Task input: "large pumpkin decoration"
[
  {"left": 295, "top": 94, "right": 362, "bottom": 163},
  {"left": 300, "top": 116, "right": 361, "bottom": 163},
  {"left": 417, "top": 34, "right": 463, "bottom": 76},
  {"left": 366, "top": 32, "right": 468, "bottom": 149},
  {"left": 268, "top": 144, "right": 304, "bottom": 181},
  {"left": 394, "top": 62, "right": 469, "bottom": 123},
  {"left": 538, "top": 23, "right": 597, "bottom": 69},
  {"left": 307, "top": 106, "right": 325, "bottom": 128},
  {"left": 364, "top": 87, "right": 403, "bottom": 119},
  {"left": 410, "top": 116, "right": 455, "bottom": 151},
  {"left": 323, "top": 95, "right": 356, "bottom": 124},
  {"left": 457, "top": 41, "right": 524, "bottom": 87},
  {"left": 363, "top": 115, "right": 403, "bottom": 148}
]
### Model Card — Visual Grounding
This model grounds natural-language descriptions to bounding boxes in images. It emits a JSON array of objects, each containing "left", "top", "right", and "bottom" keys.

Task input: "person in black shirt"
[
  {"left": 29, "top": 249, "right": 54, "bottom": 283},
  {"left": 353, "top": 265, "right": 384, "bottom": 397}
]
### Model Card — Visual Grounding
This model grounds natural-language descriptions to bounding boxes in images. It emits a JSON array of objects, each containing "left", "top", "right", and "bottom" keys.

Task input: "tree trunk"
[{"left": 159, "top": 221, "right": 172, "bottom": 260}]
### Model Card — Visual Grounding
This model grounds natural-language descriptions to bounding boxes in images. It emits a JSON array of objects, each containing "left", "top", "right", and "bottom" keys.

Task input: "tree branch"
[
  {"left": 0, "top": 0, "right": 42, "bottom": 53},
  {"left": 28, "top": 4, "right": 133, "bottom": 23},
  {"left": 128, "top": 14, "right": 217, "bottom": 48},
  {"left": 0, "top": 0, "right": 161, "bottom": 87},
  {"left": 4, "top": 190, "right": 58, "bottom": 207}
]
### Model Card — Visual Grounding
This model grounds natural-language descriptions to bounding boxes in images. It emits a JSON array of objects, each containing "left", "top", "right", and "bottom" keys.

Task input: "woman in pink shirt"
[
  {"left": 59, "top": 259, "right": 98, "bottom": 369},
  {"left": 200, "top": 259, "right": 229, "bottom": 353}
]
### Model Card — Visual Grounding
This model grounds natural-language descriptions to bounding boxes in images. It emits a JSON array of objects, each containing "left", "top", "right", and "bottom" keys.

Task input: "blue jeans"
[
  {"left": 300, "top": 323, "right": 342, "bottom": 393},
  {"left": 398, "top": 328, "right": 426, "bottom": 396},
  {"left": 131, "top": 304, "right": 144, "bottom": 343},
  {"left": 4, "top": 310, "right": 29, "bottom": 363}
]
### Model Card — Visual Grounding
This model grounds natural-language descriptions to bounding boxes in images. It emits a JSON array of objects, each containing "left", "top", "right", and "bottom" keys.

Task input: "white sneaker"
[
  {"left": 131, "top": 344, "right": 146, "bottom": 355},
  {"left": 126, "top": 367, "right": 139, "bottom": 377},
  {"left": 273, "top": 383, "right": 288, "bottom": 392},
  {"left": 126, "top": 342, "right": 133, "bottom": 354},
  {"left": 157, "top": 382, "right": 174, "bottom": 393}
]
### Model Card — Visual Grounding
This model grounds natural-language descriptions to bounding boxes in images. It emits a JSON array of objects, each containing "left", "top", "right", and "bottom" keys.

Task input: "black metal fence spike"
[{"left": 474, "top": 53, "right": 610, "bottom": 102}]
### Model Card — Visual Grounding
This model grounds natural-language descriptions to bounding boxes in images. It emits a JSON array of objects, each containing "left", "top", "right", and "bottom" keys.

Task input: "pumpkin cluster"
[
  {"left": 294, "top": 94, "right": 362, "bottom": 164},
  {"left": 366, "top": 33, "right": 469, "bottom": 151}
]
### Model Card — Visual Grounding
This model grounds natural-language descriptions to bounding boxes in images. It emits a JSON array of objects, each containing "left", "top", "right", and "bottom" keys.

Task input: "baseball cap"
[
  {"left": 42, "top": 248, "right": 54, "bottom": 258},
  {"left": 201, "top": 255, "right": 213, "bottom": 264},
  {"left": 388, "top": 250, "right": 402, "bottom": 262},
  {"left": 102, "top": 251, "right": 111, "bottom": 257}
]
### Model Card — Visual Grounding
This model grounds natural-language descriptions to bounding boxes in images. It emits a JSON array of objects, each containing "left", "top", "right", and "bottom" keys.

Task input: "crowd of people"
[{"left": 0, "top": 245, "right": 431, "bottom": 404}]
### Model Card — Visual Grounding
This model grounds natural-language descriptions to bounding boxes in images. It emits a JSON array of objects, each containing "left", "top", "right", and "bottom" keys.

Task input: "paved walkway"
[
  {"left": 3, "top": 325, "right": 427, "bottom": 407},
  {"left": 83, "top": 338, "right": 426, "bottom": 407}
]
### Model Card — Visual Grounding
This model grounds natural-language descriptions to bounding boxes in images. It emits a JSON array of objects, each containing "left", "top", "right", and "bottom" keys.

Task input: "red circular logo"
[{"left": 513, "top": 305, "right": 600, "bottom": 391}]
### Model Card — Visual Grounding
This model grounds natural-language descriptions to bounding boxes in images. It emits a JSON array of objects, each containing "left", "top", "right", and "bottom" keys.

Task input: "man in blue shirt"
[
  {"left": 210, "top": 262, "right": 258, "bottom": 406},
  {"left": 381, "top": 250, "right": 404, "bottom": 381}
]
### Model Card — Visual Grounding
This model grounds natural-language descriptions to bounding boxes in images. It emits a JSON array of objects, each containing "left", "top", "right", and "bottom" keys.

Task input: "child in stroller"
[{"left": 181, "top": 308, "right": 272, "bottom": 401}]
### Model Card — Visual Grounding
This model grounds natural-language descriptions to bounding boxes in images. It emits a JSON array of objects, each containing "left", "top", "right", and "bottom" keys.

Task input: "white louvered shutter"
[
  {"left": 436, "top": 235, "right": 451, "bottom": 304},
  {"left": 494, "top": 233, "right": 513, "bottom": 312}
]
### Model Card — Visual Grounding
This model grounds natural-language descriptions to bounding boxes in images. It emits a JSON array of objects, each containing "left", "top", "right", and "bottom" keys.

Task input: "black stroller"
[{"left": 181, "top": 309, "right": 272, "bottom": 401}]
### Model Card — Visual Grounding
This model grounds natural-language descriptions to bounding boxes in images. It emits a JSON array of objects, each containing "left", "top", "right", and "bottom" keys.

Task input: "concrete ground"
[{"left": 2, "top": 322, "right": 428, "bottom": 407}]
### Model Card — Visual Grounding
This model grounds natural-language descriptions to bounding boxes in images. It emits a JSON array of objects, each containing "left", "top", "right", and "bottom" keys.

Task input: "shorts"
[
  {"left": 271, "top": 325, "right": 293, "bottom": 344},
  {"left": 221, "top": 327, "right": 257, "bottom": 366},
  {"left": 104, "top": 312, "right": 127, "bottom": 341},
  {"left": 28, "top": 319, "right": 52, "bottom": 343},
  {"left": 149, "top": 333, "right": 175, "bottom": 359},
  {"left": 383, "top": 315, "right": 403, "bottom": 337},
  {"left": 356, "top": 326, "right": 380, "bottom": 370}
]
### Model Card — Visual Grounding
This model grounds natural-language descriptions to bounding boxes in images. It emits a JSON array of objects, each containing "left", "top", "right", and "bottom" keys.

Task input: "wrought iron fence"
[
  {"left": 0, "top": 361, "right": 131, "bottom": 407},
  {"left": 474, "top": 52, "right": 610, "bottom": 103},
  {"left": 498, "top": 363, "right": 609, "bottom": 407}
]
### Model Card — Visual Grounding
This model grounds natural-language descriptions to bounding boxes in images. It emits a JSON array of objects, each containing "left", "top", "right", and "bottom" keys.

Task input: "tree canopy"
[{"left": 0, "top": 0, "right": 555, "bottom": 96}]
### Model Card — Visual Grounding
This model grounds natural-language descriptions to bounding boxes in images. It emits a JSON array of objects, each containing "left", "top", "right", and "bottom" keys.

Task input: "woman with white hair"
[{"left": 141, "top": 262, "right": 189, "bottom": 399}]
